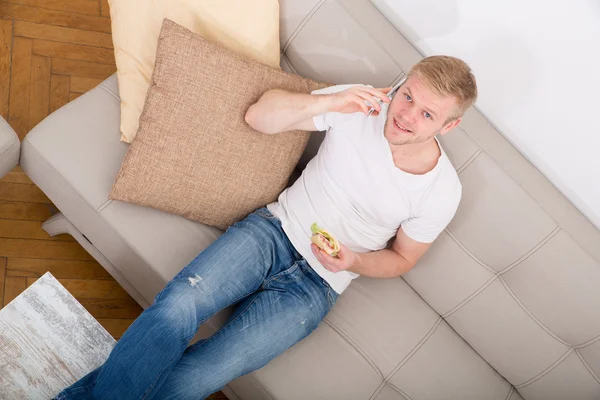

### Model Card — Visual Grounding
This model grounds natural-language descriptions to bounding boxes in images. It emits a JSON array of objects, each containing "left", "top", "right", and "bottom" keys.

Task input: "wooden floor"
[{"left": 0, "top": 2, "right": 226, "bottom": 397}]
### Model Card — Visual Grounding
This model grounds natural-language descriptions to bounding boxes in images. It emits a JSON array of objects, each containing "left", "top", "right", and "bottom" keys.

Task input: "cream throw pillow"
[{"left": 108, "top": 0, "right": 281, "bottom": 143}]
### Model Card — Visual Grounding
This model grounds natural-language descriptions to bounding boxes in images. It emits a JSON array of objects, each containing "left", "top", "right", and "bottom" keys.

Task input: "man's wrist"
[
  {"left": 309, "top": 93, "right": 334, "bottom": 116},
  {"left": 348, "top": 252, "right": 364, "bottom": 273}
]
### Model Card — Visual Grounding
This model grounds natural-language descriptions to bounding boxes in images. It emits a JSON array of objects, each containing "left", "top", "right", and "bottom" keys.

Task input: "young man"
[{"left": 56, "top": 56, "right": 477, "bottom": 400}]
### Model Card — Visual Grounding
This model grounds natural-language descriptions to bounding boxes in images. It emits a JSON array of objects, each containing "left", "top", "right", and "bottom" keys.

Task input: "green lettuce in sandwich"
[{"left": 311, "top": 223, "right": 340, "bottom": 257}]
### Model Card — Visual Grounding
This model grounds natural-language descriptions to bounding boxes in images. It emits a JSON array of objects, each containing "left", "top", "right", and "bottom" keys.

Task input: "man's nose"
[{"left": 405, "top": 106, "right": 419, "bottom": 123}]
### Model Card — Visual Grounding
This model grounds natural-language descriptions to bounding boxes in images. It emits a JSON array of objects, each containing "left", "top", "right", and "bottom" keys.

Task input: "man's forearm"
[
  {"left": 245, "top": 89, "right": 330, "bottom": 134},
  {"left": 347, "top": 248, "right": 414, "bottom": 278}
]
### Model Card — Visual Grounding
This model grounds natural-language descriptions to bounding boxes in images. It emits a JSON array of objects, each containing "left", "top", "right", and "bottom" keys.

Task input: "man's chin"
[{"left": 384, "top": 128, "right": 415, "bottom": 146}]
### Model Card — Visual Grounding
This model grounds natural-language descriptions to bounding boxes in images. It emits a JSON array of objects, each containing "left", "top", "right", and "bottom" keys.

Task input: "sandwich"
[{"left": 311, "top": 223, "right": 340, "bottom": 257}]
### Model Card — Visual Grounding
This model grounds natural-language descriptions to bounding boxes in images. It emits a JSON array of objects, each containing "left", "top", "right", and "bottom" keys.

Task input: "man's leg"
[
  {"left": 152, "top": 259, "right": 338, "bottom": 400},
  {"left": 55, "top": 210, "right": 299, "bottom": 400}
]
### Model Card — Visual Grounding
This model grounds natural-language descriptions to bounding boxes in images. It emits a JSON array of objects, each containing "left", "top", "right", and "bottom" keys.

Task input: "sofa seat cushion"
[{"left": 20, "top": 74, "right": 223, "bottom": 308}]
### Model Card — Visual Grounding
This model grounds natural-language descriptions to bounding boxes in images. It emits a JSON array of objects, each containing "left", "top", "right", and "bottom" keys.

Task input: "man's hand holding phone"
[{"left": 327, "top": 86, "right": 393, "bottom": 116}]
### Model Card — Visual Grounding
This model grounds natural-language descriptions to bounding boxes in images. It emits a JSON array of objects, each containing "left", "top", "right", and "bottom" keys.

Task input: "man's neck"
[{"left": 389, "top": 138, "right": 441, "bottom": 175}]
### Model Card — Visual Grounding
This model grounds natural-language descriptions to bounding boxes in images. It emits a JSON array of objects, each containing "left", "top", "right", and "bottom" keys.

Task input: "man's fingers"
[
  {"left": 351, "top": 94, "right": 370, "bottom": 114},
  {"left": 360, "top": 87, "right": 392, "bottom": 103},
  {"left": 312, "top": 244, "right": 340, "bottom": 272},
  {"left": 354, "top": 92, "right": 381, "bottom": 113}
]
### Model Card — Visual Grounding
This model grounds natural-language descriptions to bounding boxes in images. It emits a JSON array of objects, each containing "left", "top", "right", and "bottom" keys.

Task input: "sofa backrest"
[{"left": 280, "top": 1, "right": 600, "bottom": 398}]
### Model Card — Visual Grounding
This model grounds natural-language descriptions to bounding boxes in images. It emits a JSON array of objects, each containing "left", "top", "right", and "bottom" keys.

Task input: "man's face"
[{"left": 384, "top": 74, "right": 460, "bottom": 146}]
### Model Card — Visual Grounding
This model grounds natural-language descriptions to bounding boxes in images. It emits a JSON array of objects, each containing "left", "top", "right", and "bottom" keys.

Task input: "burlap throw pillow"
[{"left": 109, "top": 19, "right": 328, "bottom": 230}]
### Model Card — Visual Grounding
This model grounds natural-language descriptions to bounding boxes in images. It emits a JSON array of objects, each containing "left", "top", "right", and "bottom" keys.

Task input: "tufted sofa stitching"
[
  {"left": 443, "top": 229, "right": 498, "bottom": 274},
  {"left": 455, "top": 149, "right": 483, "bottom": 174},
  {"left": 454, "top": 126, "right": 600, "bottom": 266},
  {"left": 575, "top": 349, "right": 600, "bottom": 385},
  {"left": 515, "top": 348, "right": 574, "bottom": 389},
  {"left": 385, "top": 383, "right": 414, "bottom": 400},
  {"left": 504, "top": 387, "right": 518, "bottom": 400},
  {"left": 334, "top": 0, "right": 403, "bottom": 71},
  {"left": 577, "top": 334, "right": 600, "bottom": 349},
  {"left": 322, "top": 317, "right": 384, "bottom": 378},
  {"left": 385, "top": 318, "right": 444, "bottom": 381},
  {"left": 441, "top": 275, "right": 499, "bottom": 319},
  {"left": 280, "top": 53, "right": 298, "bottom": 75},
  {"left": 497, "top": 227, "right": 561, "bottom": 275},
  {"left": 281, "top": 0, "right": 328, "bottom": 53},
  {"left": 498, "top": 277, "right": 571, "bottom": 347}
]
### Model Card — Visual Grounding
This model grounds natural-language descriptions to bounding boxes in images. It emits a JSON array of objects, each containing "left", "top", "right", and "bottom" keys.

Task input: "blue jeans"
[{"left": 55, "top": 207, "right": 338, "bottom": 400}]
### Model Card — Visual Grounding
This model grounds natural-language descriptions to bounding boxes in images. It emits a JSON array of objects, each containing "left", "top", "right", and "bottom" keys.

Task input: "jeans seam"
[
  {"left": 327, "top": 288, "right": 336, "bottom": 308},
  {"left": 261, "top": 261, "right": 300, "bottom": 287},
  {"left": 185, "top": 294, "right": 262, "bottom": 355},
  {"left": 56, "top": 383, "right": 93, "bottom": 398},
  {"left": 141, "top": 352, "right": 182, "bottom": 400}
]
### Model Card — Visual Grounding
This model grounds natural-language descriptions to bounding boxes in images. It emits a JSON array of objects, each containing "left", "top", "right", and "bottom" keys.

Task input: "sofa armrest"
[{"left": 0, "top": 117, "right": 20, "bottom": 177}]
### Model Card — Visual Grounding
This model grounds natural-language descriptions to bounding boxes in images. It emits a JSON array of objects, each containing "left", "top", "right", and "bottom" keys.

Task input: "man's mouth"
[{"left": 394, "top": 118, "right": 412, "bottom": 133}]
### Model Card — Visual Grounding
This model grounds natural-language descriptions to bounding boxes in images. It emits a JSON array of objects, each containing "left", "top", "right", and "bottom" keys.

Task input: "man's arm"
[
  {"left": 245, "top": 86, "right": 392, "bottom": 134},
  {"left": 311, "top": 227, "right": 431, "bottom": 278},
  {"left": 348, "top": 228, "right": 431, "bottom": 278},
  {"left": 245, "top": 89, "right": 328, "bottom": 134}
]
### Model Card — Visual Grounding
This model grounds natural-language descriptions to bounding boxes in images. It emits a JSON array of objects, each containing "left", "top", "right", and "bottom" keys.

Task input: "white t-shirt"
[{"left": 267, "top": 84, "right": 462, "bottom": 294}]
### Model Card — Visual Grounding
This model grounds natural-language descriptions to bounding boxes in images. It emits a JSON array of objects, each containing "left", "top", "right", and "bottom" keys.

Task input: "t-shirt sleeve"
[
  {"left": 312, "top": 84, "right": 368, "bottom": 132},
  {"left": 401, "top": 183, "right": 462, "bottom": 244}
]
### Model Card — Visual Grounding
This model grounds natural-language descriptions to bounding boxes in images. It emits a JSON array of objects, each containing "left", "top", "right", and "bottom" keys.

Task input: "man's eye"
[
  {"left": 405, "top": 94, "right": 412, "bottom": 102},
  {"left": 424, "top": 111, "right": 431, "bottom": 119}
]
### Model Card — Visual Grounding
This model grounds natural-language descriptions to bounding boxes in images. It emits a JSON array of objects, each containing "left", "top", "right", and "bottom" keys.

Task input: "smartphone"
[{"left": 367, "top": 75, "right": 407, "bottom": 116}]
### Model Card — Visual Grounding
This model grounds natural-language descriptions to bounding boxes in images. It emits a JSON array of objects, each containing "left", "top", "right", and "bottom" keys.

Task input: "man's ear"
[{"left": 440, "top": 118, "right": 461, "bottom": 136}]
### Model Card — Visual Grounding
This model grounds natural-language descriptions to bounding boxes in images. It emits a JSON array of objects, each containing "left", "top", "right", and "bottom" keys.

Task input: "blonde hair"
[{"left": 408, "top": 55, "right": 478, "bottom": 122}]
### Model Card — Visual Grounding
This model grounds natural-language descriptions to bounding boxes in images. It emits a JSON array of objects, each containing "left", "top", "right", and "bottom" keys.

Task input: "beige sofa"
[
  {"left": 19, "top": 0, "right": 600, "bottom": 399},
  {"left": 0, "top": 116, "right": 20, "bottom": 178}
]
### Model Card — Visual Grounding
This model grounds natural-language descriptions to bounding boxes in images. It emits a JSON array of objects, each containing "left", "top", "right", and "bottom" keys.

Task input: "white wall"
[{"left": 373, "top": 0, "right": 600, "bottom": 229}]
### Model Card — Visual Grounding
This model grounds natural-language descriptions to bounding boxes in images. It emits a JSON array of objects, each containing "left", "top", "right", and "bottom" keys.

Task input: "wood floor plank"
[
  {"left": 78, "top": 298, "right": 143, "bottom": 319},
  {"left": 0, "top": 219, "right": 74, "bottom": 241},
  {"left": 28, "top": 55, "right": 51, "bottom": 132},
  {"left": 100, "top": 0, "right": 109, "bottom": 18},
  {"left": 32, "top": 39, "right": 115, "bottom": 65},
  {"left": 14, "top": 21, "right": 113, "bottom": 49},
  {"left": 49, "top": 73, "right": 69, "bottom": 113},
  {"left": 0, "top": 3, "right": 111, "bottom": 33},
  {"left": 69, "top": 92, "right": 82, "bottom": 101},
  {"left": 3, "top": 276, "right": 26, "bottom": 307},
  {"left": 0, "top": 257, "right": 6, "bottom": 307},
  {"left": 7, "top": 37, "right": 32, "bottom": 138},
  {"left": 0, "top": 166, "right": 34, "bottom": 185},
  {"left": 0, "top": 200, "right": 56, "bottom": 221},
  {"left": 0, "top": 20, "right": 11, "bottom": 120},
  {"left": 26, "top": 277, "right": 130, "bottom": 299},
  {"left": 1, "top": 0, "right": 99, "bottom": 16},
  {"left": 0, "top": 238, "right": 94, "bottom": 260},
  {"left": 52, "top": 58, "right": 115, "bottom": 79},
  {"left": 0, "top": 182, "right": 51, "bottom": 203},
  {"left": 96, "top": 318, "right": 134, "bottom": 339},
  {"left": 7, "top": 258, "right": 111, "bottom": 280},
  {"left": 70, "top": 76, "right": 102, "bottom": 93}
]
